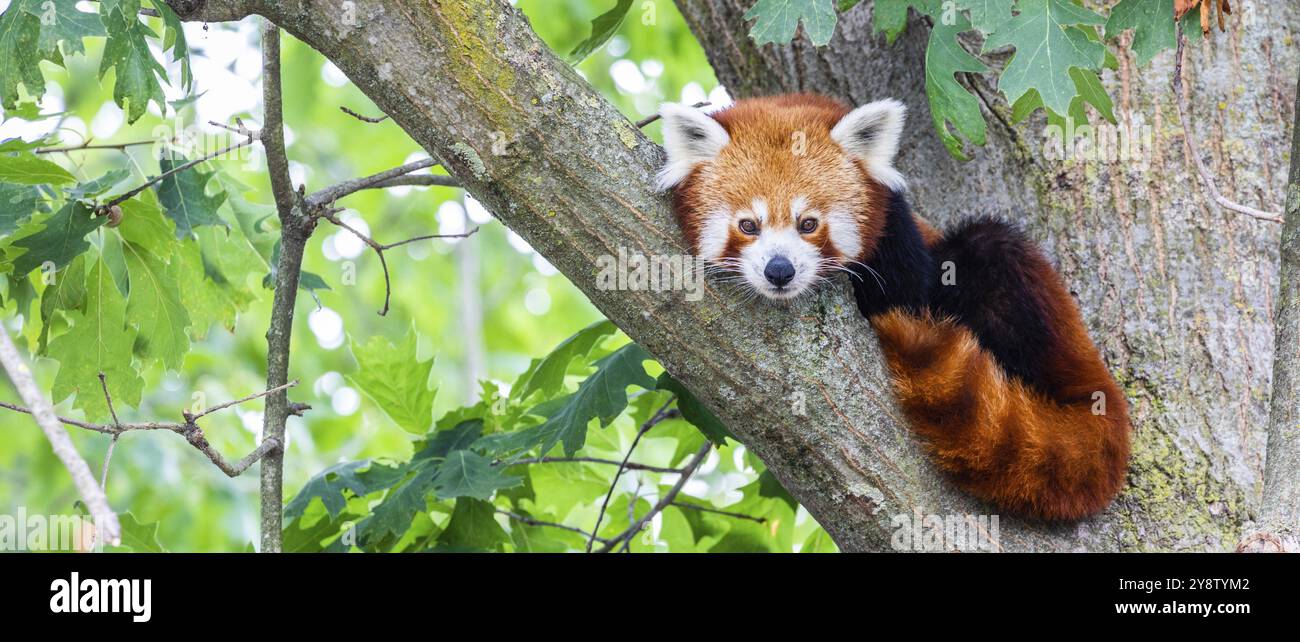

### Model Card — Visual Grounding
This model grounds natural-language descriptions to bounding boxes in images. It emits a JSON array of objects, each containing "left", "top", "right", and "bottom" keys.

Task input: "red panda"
[{"left": 657, "top": 94, "right": 1131, "bottom": 521}]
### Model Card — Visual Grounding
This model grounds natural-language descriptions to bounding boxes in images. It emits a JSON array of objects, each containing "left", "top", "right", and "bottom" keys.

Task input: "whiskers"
[{"left": 834, "top": 257, "right": 886, "bottom": 296}]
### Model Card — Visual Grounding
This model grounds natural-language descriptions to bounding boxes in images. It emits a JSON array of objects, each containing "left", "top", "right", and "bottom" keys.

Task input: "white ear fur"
[
  {"left": 830, "top": 99, "right": 907, "bottom": 192},
  {"left": 655, "top": 103, "right": 730, "bottom": 191}
]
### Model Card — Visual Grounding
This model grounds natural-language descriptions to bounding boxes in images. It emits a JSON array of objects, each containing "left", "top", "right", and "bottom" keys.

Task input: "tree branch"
[
  {"left": 1248, "top": 57, "right": 1300, "bottom": 552},
  {"left": 0, "top": 328, "right": 120, "bottom": 546},
  {"left": 596, "top": 442, "right": 712, "bottom": 553},
  {"left": 586, "top": 397, "right": 677, "bottom": 552},
  {"left": 304, "top": 158, "right": 439, "bottom": 208},
  {"left": 1173, "top": 25, "right": 1283, "bottom": 223},
  {"left": 0, "top": 378, "right": 298, "bottom": 477},
  {"left": 340, "top": 105, "right": 389, "bottom": 123},
  {"left": 256, "top": 18, "right": 312, "bottom": 553},
  {"left": 496, "top": 509, "right": 613, "bottom": 545},
  {"left": 316, "top": 208, "right": 478, "bottom": 315}
]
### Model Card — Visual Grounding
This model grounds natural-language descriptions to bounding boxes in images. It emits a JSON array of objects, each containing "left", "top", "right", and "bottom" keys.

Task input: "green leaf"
[
  {"left": 348, "top": 326, "right": 436, "bottom": 433},
  {"left": 0, "top": 152, "right": 75, "bottom": 185},
  {"left": 655, "top": 371, "right": 734, "bottom": 446},
  {"left": 284, "top": 459, "right": 407, "bottom": 519},
  {"left": 37, "top": 254, "right": 87, "bottom": 350},
  {"left": 0, "top": 1, "right": 47, "bottom": 111},
  {"left": 515, "top": 319, "right": 616, "bottom": 401},
  {"left": 180, "top": 226, "right": 260, "bottom": 340},
  {"left": 115, "top": 192, "right": 177, "bottom": 258},
  {"left": 66, "top": 168, "right": 131, "bottom": 200},
  {"left": 568, "top": 0, "right": 633, "bottom": 63},
  {"left": 6, "top": 201, "right": 104, "bottom": 276},
  {"left": 0, "top": 181, "right": 40, "bottom": 234},
  {"left": 27, "top": 0, "right": 106, "bottom": 56},
  {"left": 49, "top": 256, "right": 143, "bottom": 421},
  {"left": 437, "top": 498, "right": 508, "bottom": 551},
  {"left": 982, "top": 0, "right": 1106, "bottom": 115},
  {"left": 121, "top": 241, "right": 191, "bottom": 369},
  {"left": 1068, "top": 66, "right": 1115, "bottom": 124},
  {"left": 953, "top": 0, "right": 1014, "bottom": 35},
  {"left": 479, "top": 342, "right": 656, "bottom": 457},
  {"left": 98, "top": 0, "right": 168, "bottom": 124},
  {"left": 152, "top": 0, "right": 192, "bottom": 89},
  {"left": 1105, "top": 0, "right": 1176, "bottom": 67},
  {"left": 431, "top": 450, "right": 521, "bottom": 500},
  {"left": 154, "top": 153, "right": 227, "bottom": 238},
  {"left": 744, "top": 0, "right": 839, "bottom": 47},
  {"left": 873, "top": 0, "right": 930, "bottom": 44},
  {"left": 924, "top": 13, "right": 989, "bottom": 160},
  {"left": 110, "top": 512, "right": 165, "bottom": 552}
]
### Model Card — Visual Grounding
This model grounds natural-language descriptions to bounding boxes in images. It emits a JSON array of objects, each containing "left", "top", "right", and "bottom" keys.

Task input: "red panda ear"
[
  {"left": 830, "top": 99, "right": 907, "bottom": 192},
  {"left": 656, "top": 103, "right": 730, "bottom": 191}
]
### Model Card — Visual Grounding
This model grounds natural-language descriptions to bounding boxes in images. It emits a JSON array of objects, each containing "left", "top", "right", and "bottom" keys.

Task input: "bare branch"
[
  {"left": 635, "top": 101, "right": 711, "bottom": 128},
  {"left": 586, "top": 399, "right": 678, "bottom": 552},
  {"left": 305, "top": 158, "right": 438, "bottom": 208},
  {"left": 507, "top": 456, "right": 684, "bottom": 474},
  {"left": 496, "top": 509, "right": 614, "bottom": 545},
  {"left": 99, "top": 131, "right": 258, "bottom": 213},
  {"left": 0, "top": 376, "right": 300, "bottom": 477},
  {"left": 597, "top": 442, "right": 713, "bottom": 553},
  {"left": 669, "top": 500, "right": 766, "bottom": 524},
  {"left": 1173, "top": 26, "right": 1282, "bottom": 223},
  {"left": 340, "top": 105, "right": 390, "bottom": 123},
  {"left": 316, "top": 208, "right": 479, "bottom": 315},
  {"left": 0, "top": 328, "right": 120, "bottom": 546},
  {"left": 365, "top": 174, "right": 461, "bottom": 190},
  {"left": 35, "top": 138, "right": 164, "bottom": 155},
  {"left": 257, "top": 18, "right": 311, "bottom": 554}
]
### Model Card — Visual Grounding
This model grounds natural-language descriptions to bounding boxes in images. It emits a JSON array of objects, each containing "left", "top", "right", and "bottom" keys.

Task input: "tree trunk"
[{"left": 172, "top": 0, "right": 1298, "bottom": 551}]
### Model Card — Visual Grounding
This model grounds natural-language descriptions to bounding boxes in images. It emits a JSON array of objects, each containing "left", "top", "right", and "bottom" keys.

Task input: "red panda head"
[{"left": 657, "top": 94, "right": 906, "bottom": 300}]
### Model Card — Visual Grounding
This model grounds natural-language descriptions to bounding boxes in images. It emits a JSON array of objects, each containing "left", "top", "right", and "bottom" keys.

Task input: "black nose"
[{"left": 764, "top": 256, "right": 795, "bottom": 287}]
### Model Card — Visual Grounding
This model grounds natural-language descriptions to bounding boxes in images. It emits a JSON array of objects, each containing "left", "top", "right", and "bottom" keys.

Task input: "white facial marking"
[
  {"left": 750, "top": 198, "right": 769, "bottom": 224},
  {"left": 739, "top": 226, "right": 822, "bottom": 300},
  {"left": 790, "top": 196, "right": 809, "bottom": 219},
  {"left": 697, "top": 207, "right": 731, "bottom": 261},
  {"left": 824, "top": 206, "right": 862, "bottom": 260}
]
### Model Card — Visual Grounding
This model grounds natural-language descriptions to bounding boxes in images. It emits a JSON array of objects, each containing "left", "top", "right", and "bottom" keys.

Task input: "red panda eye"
[
  {"left": 739, "top": 219, "right": 759, "bottom": 235},
  {"left": 799, "top": 218, "right": 818, "bottom": 234}
]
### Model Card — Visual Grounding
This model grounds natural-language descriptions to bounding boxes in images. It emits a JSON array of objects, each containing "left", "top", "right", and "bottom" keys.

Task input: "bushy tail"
[{"left": 870, "top": 310, "right": 1130, "bottom": 521}]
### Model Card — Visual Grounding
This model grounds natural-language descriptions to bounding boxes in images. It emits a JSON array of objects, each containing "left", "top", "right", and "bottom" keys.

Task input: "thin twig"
[
  {"left": 366, "top": 174, "right": 462, "bottom": 190},
  {"left": 635, "top": 101, "right": 712, "bottom": 128},
  {"left": 0, "top": 327, "right": 120, "bottom": 546},
  {"left": 507, "top": 456, "right": 684, "bottom": 474},
  {"left": 1173, "top": 24, "right": 1282, "bottom": 223},
  {"left": 100, "top": 435, "right": 119, "bottom": 490},
  {"left": 586, "top": 398, "right": 678, "bottom": 552},
  {"left": 317, "top": 208, "right": 479, "bottom": 315},
  {"left": 0, "top": 377, "right": 300, "bottom": 476},
  {"left": 597, "top": 442, "right": 713, "bottom": 553},
  {"left": 35, "top": 139, "right": 165, "bottom": 154},
  {"left": 670, "top": 500, "right": 767, "bottom": 524},
  {"left": 100, "top": 132, "right": 259, "bottom": 213},
  {"left": 340, "top": 105, "right": 390, "bottom": 123},
  {"left": 496, "top": 509, "right": 614, "bottom": 545},
  {"left": 305, "top": 158, "right": 438, "bottom": 208},
  {"left": 189, "top": 379, "right": 298, "bottom": 421}
]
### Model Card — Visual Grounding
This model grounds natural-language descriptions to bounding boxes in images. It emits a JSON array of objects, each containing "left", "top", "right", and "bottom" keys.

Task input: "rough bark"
[
  {"left": 170, "top": 0, "right": 1298, "bottom": 550},
  {"left": 1253, "top": 61, "right": 1300, "bottom": 551}
]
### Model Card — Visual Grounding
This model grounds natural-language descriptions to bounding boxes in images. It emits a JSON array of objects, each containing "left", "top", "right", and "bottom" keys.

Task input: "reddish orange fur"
[
  {"left": 669, "top": 94, "right": 1130, "bottom": 520},
  {"left": 870, "top": 306, "right": 1130, "bottom": 521}
]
